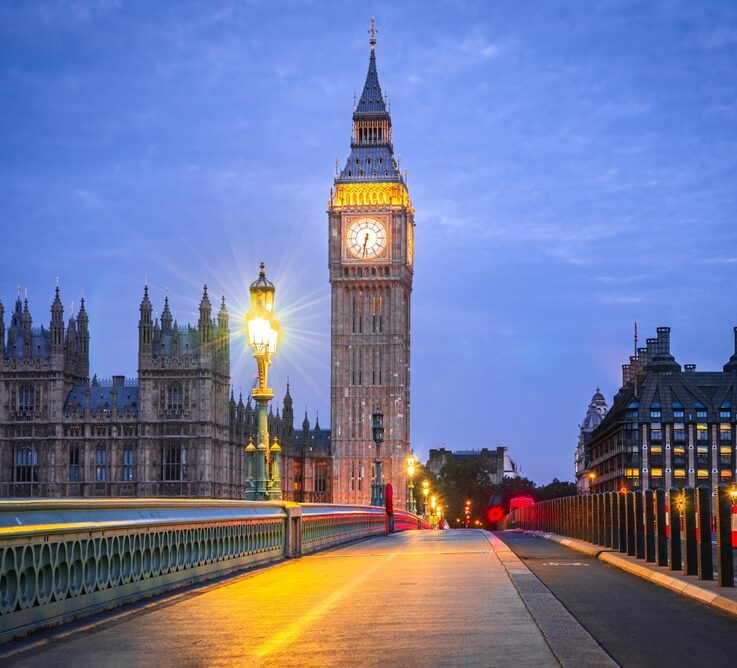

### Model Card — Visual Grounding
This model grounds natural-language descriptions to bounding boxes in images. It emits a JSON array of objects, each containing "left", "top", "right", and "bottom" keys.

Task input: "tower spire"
[{"left": 368, "top": 16, "right": 378, "bottom": 50}]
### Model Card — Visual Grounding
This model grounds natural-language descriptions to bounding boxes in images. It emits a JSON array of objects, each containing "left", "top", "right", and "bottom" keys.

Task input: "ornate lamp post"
[
  {"left": 406, "top": 453, "right": 416, "bottom": 513},
  {"left": 244, "top": 262, "right": 281, "bottom": 501},
  {"left": 422, "top": 480, "right": 430, "bottom": 520},
  {"left": 370, "top": 406, "right": 385, "bottom": 506}
]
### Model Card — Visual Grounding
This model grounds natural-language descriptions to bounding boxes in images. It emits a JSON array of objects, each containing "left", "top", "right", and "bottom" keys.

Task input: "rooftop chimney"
[
  {"left": 724, "top": 326, "right": 737, "bottom": 372},
  {"left": 622, "top": 363, "right": 632, "bottom": 386},
  {"left": 646, "top": 338, "right": 657, "bottom": 362},
  {"left": 645, "top": 326, "right": 681, "bottom": 374},
  {"left": 112, "top": 375, "right": 125, "bottom": 386},
  {"left": 685, "top": 364, "right": 696, "bottom": 372}
]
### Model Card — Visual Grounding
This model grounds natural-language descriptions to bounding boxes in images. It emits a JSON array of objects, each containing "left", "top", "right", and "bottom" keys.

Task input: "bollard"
[
  {"left": 634, "top": 490, "right": 645, "bottom": 559},
  {"left": 644, "top": 489, "right": 656, "bottom": 562},
  {"left": 618, "top": 492, "right": 627, "bottom": 553},
  {"left": 683, "top": 487, "right": 697, "bottom": 576},
  {"left": 715, "top": 483, "right": 735, "bottom": 587},
  {"left": 610, "top": 492, "right": 619, "bottom": 550},
  {"left": 696, "top": 485, "right": 713, "bottom": 581},
  {"left": 668, "top": 488, "right": 682, "bottom": 571},
  {"left": 626, "top": 492, "right": 636, "bottom": 556},
  {"left": 654, "top": 488, "right": 668, "bottom": 567}
]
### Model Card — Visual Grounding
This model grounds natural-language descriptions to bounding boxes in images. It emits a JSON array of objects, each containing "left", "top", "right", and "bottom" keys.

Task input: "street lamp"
[
  {"left": 430, "top": 495, "right": 437, "bottom": 529},
  {"left": 406, "top": 453, "right": 416, "bottom": 513},
  {"left": 244, "top": 262, "right": 281, "bottom": 501},
  {"left": 370, "top": 406, "right": 385, "bottom": 506},
  {"left": 422, "top": 480, "right": 430, "bottom": 520}
]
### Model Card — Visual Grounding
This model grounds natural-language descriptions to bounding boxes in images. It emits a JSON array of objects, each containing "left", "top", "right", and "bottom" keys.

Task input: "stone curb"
[{"left": 523, "top": 530, "right": 737, "bottom": 619}]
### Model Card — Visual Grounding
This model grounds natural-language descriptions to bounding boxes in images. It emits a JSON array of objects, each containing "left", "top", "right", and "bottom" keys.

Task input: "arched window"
[
  {"left": 167, "top": 383, "right": 183, "bottom": 411},
  {"left": 19, "top": 386, "right": 34, "bottom": 410}
]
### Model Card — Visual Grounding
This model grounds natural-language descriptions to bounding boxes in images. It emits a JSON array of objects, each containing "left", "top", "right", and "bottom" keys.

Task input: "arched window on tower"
[
  {"left": 19, "top": 386, "right": 34, "bottom": 411},
  {"left": 167, "top": 383, "right": 183, "bottom": 412}
]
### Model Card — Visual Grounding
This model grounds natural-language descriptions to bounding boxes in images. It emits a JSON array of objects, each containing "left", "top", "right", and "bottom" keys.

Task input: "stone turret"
[
  {"left": 138, "top": 285, "right": 153, "bottom": 363},
  {"left": 725, "top": 327, "right": 737, "bottom": 373},
  {"left": 50, "top": 287, "right": 64, "bottom": 356},
  {"left": 198, "top": 285, "right": 212, "bottom": 345},
  {"left": 76, "top": 297, "right": 90, "bottom": 377}
]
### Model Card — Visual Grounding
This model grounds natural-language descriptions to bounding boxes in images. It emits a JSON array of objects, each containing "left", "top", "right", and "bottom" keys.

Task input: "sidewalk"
[
  {"left": 521, "top": 530, "right": 737, "bottom": 618},
  {"left": 2, "top": 530, "right": 615, "bottom": 667}
]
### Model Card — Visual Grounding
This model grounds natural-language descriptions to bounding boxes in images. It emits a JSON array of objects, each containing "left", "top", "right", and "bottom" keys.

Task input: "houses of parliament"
[{"left": 0, "top": 286, "right": 330, "bottom": 501}]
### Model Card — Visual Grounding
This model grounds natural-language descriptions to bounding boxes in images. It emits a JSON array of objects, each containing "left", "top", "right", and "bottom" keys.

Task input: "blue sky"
[{"left": 1, "top": 1, "right": 736, "bottom": 483}]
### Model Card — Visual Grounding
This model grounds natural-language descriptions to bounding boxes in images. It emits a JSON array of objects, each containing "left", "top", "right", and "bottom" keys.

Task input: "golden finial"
[{"left": 369, "top": 17, "right": 378, "bottom": 49}]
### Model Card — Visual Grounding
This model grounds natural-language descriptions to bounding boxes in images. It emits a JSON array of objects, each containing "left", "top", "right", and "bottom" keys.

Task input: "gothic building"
[
  {"left": 587, "top": 326, "right": 737, "bottom": 494},
  {"left": 329, "top": 25, "right": 414, "bottom": 505},
  {"left": 0, "top": 287, "right": 329, "bottom": 501},
  {"left": 574, "top": 388, "right": 608, "bottom": 494}
]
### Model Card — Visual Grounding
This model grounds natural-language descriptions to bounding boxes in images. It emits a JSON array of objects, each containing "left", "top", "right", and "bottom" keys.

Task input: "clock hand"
[{"left": 363, "top": 232, "right": 369, "bottom": 257}]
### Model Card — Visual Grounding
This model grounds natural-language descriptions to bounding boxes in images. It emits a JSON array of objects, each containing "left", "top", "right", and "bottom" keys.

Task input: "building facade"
[
  {"left": 0, "top": 287, "right": 329, "bottom": 500},
  {"left": 426, "top": 447, "right": 518, "bottom": 483},
  {"left": 587, "top": 326, "right": 737, "bottom": 494},
  {"left": 328, "top": 28, "right": 414, "bottom": 505},
  {"left": 574, "top": 388, "right": 608, "bottom": 494}
]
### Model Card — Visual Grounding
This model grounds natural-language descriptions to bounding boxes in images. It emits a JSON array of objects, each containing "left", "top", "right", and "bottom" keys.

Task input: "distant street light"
[
  {"left": 406, "top": 454, "right": 416, "bottom": 513},
  {"left": 370, "top": 406, "right": 385, "bottom": 506}
]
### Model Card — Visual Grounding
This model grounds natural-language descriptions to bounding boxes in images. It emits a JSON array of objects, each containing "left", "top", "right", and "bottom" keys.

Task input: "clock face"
[
  {"left": 407, "top": 222, "right": 414, "bottom": 266},
  {"left": 346, "top": 217, "right": 387, "bottom": 259}
]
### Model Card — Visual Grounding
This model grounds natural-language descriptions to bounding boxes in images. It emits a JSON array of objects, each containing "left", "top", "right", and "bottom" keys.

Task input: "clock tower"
[{"left": 328, "top": 23, "right": 414, "bottom": 506}]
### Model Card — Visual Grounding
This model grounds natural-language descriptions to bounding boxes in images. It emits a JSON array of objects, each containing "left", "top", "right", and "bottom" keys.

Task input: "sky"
[{"left": 1, "top": 1, "right": 736, "bottom": 484}]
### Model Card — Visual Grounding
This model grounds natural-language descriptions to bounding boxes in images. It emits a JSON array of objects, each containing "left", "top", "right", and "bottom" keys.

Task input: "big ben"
[{"left": 329, "top": 22, "right": 414, "bottom": 506}]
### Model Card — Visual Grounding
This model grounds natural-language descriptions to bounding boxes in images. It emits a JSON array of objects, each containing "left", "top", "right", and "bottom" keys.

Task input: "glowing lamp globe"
[{"left": 247, "top": 262, "right": 280, "bottom": 354}]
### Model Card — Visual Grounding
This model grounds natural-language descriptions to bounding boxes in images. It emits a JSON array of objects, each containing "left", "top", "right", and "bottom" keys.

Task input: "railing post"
[
  {"left": 603, "top": 493, "right": 612, "bottom": 548},
  {"left": 618, "top": 492, "right": 627, "bottom": 553},
  {"left": 587, "top": 494, "right": 595, "bottom": 543},
  {"left": 634, "top": 490, "right": 645, "bottom": 559},
  {"left": 644, "top": 489, "right": 656, "bottom": 563},
  {"left": 591, "top": 494, "right": 598, "bottom": 544},
  {"left": 598, "top": 493, "right": 607, "bottom": 545},
  {"left": 610, "top": 492, "right": 619, "bottom": 550},
  {"left": 654, "top": 487, "right": 668, "bottom": 567},
  {"left": 626, "top": 491, "right": 636, "bottom": 556},
  {"left": 696, "top": 484, "right": 713, "bottom": 581},
  {"left": 668, "top": 488, "right": 682, "bottom": 571},
  {"left": 683, "top": 486, "right": 697, "bottom": 576},
  {"left": 715, "top": 483, "right": 734, "bottom": 587}
]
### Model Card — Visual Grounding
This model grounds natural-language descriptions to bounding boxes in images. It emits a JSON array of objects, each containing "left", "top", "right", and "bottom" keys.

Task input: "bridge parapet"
[{"left": 0, "top": 499, "right": 425, "bottom": 643}]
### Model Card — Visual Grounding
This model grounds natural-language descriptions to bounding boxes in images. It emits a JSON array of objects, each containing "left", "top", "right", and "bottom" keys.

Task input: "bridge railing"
[
  {"left": 0, "top": 499, "right": 426, "bottom": 643},
  {"left": 499, "top": 484, "right": 735, "bottom": 588}
]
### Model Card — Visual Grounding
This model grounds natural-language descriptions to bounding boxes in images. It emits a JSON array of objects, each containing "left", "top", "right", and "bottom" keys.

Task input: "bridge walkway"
[{"left": 3, "top": 530, "right": 612, "bottom": 667}]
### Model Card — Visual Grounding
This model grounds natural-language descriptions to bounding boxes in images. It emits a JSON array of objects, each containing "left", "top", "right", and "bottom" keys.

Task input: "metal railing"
[
  {"left": 0, "top": 499, "right": 426, "bottom": 643},
  {"left": 500, "top": 484, "right": 735, "bottom": 588}
]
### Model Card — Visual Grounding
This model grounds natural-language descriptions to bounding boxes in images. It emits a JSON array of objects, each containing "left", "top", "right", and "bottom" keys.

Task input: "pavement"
[
  {"left": 521, "top": 530, "right": 737, "bottom": 618},
  {"left": 2, "top": 530, "right": 615, "bottom": 667}
]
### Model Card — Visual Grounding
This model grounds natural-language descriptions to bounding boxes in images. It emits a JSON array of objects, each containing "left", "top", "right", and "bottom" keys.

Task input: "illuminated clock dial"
[
  {"left": 407, "top": 221, "right": 414, "bottom": 266},
  {"left": 347, "top": 217, "right": 387, "bottom": 259}
]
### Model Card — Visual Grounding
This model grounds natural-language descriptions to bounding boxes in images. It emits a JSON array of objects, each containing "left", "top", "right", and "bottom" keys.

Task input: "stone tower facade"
[{"left": 328, "top": 28, "right": 414, "bottom": 505}]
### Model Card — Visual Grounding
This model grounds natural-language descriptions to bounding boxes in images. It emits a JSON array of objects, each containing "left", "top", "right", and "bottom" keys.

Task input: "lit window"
[
  {"left": 95, "top": 447, "right": 107, "bottom": 482},
  {"left": 720, "top": 424, "right": 731, "bottom": 442},
  {"left": 720, "top": 470, "right": 733, "bottom": 478},
  {"left": 720, "top": 445, "right": 732, "bottom": 456},
  {"left": 674, "top": 469, "right": 686, "bottom": 479},
  {"left": 651, "top": 424, "right": 662, "bottom": 440},
  {"left": 673, "top": 445, "right": 686, "bottom": 455},
  {"left": 697, "top": 468, "right": 709, "bottom": 479},
  {"left": 696, "top": 424, "right": 708, "bottom": 441},
  {"left": 651, "top": 468, "right": 663, "bottom": 477},
  {"left": 650, "top": 445, "right": 662, "bottom": 454},
  {"left": 673, "top": 423, "right": 686, "bottom": 441},
  {"left": 122, "top": 447, "right": 135, "bottom": 482}
]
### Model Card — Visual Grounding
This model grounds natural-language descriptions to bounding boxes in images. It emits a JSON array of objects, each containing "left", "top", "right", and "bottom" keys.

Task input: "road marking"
[
  {"left": 541, "top": 562, "right": 590, "bottom": 567},
  {"left": 254, "top": 551, "right": 399, "bottom": 660}
]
